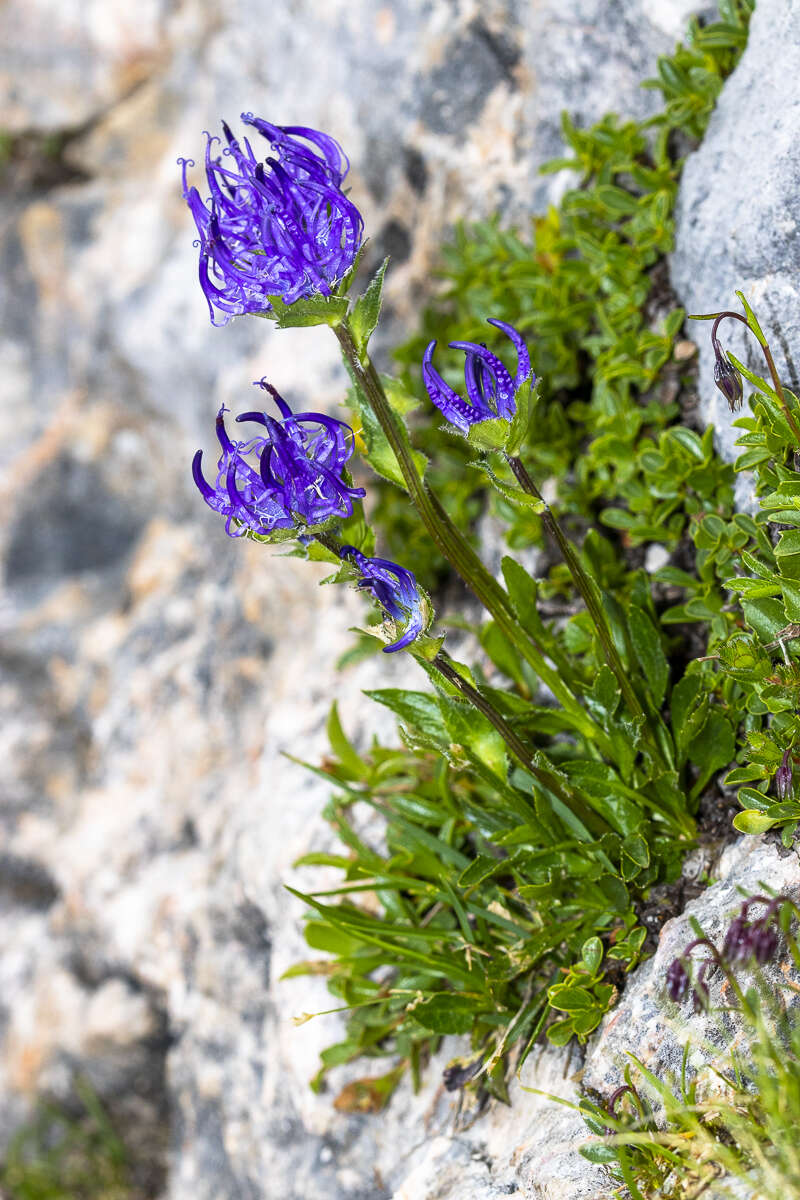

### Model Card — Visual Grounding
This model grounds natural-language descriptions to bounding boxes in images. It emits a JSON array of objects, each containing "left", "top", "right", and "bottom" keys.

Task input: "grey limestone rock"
[{"left": 672, "top": 0, "right": 800, "bottom": 504}]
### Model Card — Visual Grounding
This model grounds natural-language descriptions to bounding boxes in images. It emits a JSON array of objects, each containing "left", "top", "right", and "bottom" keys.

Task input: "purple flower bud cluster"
[
  {"left": 180, "top": 114, "right": 363, "bottom": 325},
  {"left": 721, "top": 896, "right": 782, "bottom": 966},
  {"left": 339, "top": 545, "right": 424, "bottom": 652},
  {"left": 192, "top": 383, "right": 365, "bottom": 537},
  {"left": 665, "top": 894, "right": 795, "bottom": 1009},
  {"left": 422, "top": 319, "right": 533, "bottom": 434}
]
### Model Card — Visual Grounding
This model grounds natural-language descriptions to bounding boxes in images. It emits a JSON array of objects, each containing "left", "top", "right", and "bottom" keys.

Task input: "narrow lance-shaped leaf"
[{"left": 349, "top": 257, "right": 389, "bottom": 362}]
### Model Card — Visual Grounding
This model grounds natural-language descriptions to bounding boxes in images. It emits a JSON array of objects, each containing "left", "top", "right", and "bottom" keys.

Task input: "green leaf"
[
  {"left": 562, "top": 761, "right": 641, "bottom": 836},
  {"left": 410, "top": 992, "right": 483, "bottom": 1035},
  {"left": 628, "top": 606, "right": 669, "bottom": 706},
  {"left": 723, "top": 765, "right": 768, "bottom": 786},
  {"left": 783, "top": 580, "right": 800, "bottom": 621},
  {"left": 545, "top": 1019, "right": 574, "bottom": 1047},
  {"left": 737, "top": 786, "right": 770, "bottom": 811},
  {"left": 688, "top": 709, "right": 735, "bottom": 795},
  {"left": 381, "top": 375, "right": 423, "bottom": 416},
  {"left": 732, "top": 810, "right": 776, "bottom": 835},
  {"left": 501, "top": 556, "right": 550, "bottom": 645},
  {"left": 670, "top": 672, "right": 708, "bottom": 763},
  {"left": 548, "top": 986, "right": 594, "bottom": 1012},
  {"left": 457, "top": 855, "right": 507, "bottom": 888},
  {"left": 505, "top": 376, "right": 539, "bottom": 455},
  {"left": 464, "top": 417, "right": 509, "bottom": 452},
  {"left": 585, "top": 665, "right": 620, "bottom": 721},
  {"left": 775, "top": 528, "right": 800, "bottom": 561},
  {"left": 742, "top": 597, "right": 788, "bottom": 642},
  {"left": 580, "top": 1143, "right": 619, "bottom": 1166},
  {"left": 267, "top": 292, "right": 349, "bottom": 328},
  {"left": 438, "top": 692, "right": 508, "bottom": 777},
  {"left": 621, "top": 831, "right": 650, "bottom": 869},
  {"left": 349, "top": 258, "right": 389, "bottom": 361},
  {"left": 735, "top": 290, "right": 767, "bottom": 346},
  {"left": 348, "top": 385, "right": 428, "bottom": 490},
  {"left": 304, "top": 920, "right": 362, "bottom": 956},
  {"left": 326, "top": 702, "right": 367, "bottom": 779},
  {"left": 364, "top": 688, "right": 449, "bottom": 748},
  {"left": 581, "top": 936, "right": 604, "bottom": 975}
]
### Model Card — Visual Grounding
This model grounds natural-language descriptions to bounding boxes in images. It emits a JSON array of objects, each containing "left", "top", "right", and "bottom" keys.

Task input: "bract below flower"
[
  {"left": 192, "top": 385, "right": 364, "bottom": 537},
  {"left": 422, "top": 319, "right": 534, "bottom": 435},
  {"left": 180, "top": 114, "right": 363, "bottom": 325},
  {"left": 339, "top": 546, "right": 425, "bottom": 652}
]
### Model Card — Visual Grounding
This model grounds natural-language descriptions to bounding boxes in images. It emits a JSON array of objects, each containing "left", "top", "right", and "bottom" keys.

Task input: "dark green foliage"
[
  {"left": 381, "top": 1, "right": 754, "bottom": 590},
  {"left": 292, "top": 1, "right": 800, "bottom": 1099}
]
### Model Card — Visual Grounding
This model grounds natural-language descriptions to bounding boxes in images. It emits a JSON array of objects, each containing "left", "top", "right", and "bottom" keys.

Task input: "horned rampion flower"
[
  {"left": 192, "top": 382, "right": 364, "bottom": 538},
  {"left": 180, "top": 114, "right": 364, "bottom": 325},
  {"left": 339, "top": 545, "right": 425, "bottom": 652},
  {"left": 422, "top": 319, "right": 534, "bottom": 434}
]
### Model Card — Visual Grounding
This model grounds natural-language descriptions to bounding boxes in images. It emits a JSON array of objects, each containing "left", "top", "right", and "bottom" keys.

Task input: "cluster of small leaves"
[
  {"left": 710, "top": 361, "right": 800, "bottom": 839},
  {"left": 0, "top": 1081, "right": 132, "bottom": 1200},
  {"left": 383, "top": 0, "right": 754, "bottom": 589},
  {"left": 288, "top": 695, "right": 656, "bottom": 1108}
]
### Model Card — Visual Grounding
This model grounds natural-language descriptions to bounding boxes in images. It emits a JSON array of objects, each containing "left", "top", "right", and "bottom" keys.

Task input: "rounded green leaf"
[{"left": 732, "top": 810, "right": 776, "bottom": 835}]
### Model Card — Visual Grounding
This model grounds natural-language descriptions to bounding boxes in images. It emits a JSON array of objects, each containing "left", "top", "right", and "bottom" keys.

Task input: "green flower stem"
[
  {"left": 505, "top": 452, "right": 678, "bottom": 774},
  {"left": 315, "top": 527, "right": 613, "bottom": 844},
  {"left": 505, "top": 453, "right": 647, "bottom": 723},
  {"left": 432, "top": 652, "right": 612, "bottom": 842},
  {"left": 314, "top": 529, "right": 345, "bottom": 557},
  {"left": 333, "top": 318, "right": 604, "bottom": 746},
  {"left": 710, "top": 310, "right": 800, "bottom": 448}
]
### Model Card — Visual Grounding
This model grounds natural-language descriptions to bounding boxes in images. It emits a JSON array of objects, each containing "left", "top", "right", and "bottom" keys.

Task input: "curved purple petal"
[
  {"left": 192, "top": 449, "right": 216, "bottom": 502},
  {"left": 487, "top": 319, "right": 533, "bottom": 388},
  {"left": 449, "top": 342, "right": 516, "bottom": 419},
  {"left": 339, "top": 546, "right": 424, "bottom": 652},
  {"left": 422, "top": 342, "right": 478, "bottom": 435}
]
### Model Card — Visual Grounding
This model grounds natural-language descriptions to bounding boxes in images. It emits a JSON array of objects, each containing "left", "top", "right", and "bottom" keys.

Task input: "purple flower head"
[
  {"left": 422, "top": 319, "right": 534, "bottom": 435},
  {"left": 192, "top": 385, "right": 365, "bottom": 537},
  {"left": 339, "top": 545, "right": 425, "bottom": 652},
  {"left": 711, "top": 333, "right": 744, "bottom": 412},
  {"left": 179, "top": 114, "right": 363, "bottom": 325}
]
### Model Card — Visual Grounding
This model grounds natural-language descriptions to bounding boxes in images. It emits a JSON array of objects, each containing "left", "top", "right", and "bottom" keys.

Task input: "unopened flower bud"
[
  {"left": 666, "top": 956, "right": 690, "bottom": 1002},
  {"left": 751, "top": 922, "right": 779, "bottom": 965},
  {"left": 712, "top": 335, "right": 743, "bottom": 412},
  {"left": 722, "top": 915, "right": 749, "bottom": 964},
  {"left": 776, "top": 749, "right": 794, "bottom": 802}
]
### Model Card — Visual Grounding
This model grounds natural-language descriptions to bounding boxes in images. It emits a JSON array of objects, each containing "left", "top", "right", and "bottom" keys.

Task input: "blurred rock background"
[{"left": 1, "top": 1, "right": 798, "bottom": 1197}]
